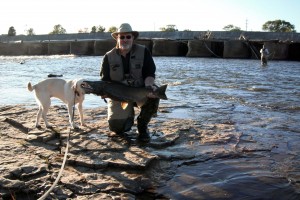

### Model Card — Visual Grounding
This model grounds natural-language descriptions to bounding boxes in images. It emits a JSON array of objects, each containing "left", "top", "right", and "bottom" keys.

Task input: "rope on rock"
[{"left": 38, "top": 93, "right": 76, "bottom": 200}]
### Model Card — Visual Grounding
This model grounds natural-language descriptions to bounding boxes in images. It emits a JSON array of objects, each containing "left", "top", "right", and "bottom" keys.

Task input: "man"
[
  {"left": 260, "top": 45, "right": 270, "bottom": 66},
  {"left": 100, "top": 23, "right": 159, "bottom": 142}
]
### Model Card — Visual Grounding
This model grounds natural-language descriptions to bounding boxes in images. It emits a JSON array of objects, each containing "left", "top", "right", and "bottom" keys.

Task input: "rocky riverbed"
[{"left": 1, "top": 105, "right": 299, "bottom": 200}]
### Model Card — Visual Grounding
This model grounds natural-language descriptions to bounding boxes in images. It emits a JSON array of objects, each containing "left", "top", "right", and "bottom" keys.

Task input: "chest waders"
[
  {"left": 106, "top": 44, "right": 145, "bottom": 134},
  {"left": 261, "top": 49, "right": 268, "bottom": 66}
]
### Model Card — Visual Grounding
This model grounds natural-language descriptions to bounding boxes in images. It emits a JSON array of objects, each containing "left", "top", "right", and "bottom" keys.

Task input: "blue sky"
[{"left": 0, "top": 0, "right": 299, "bottom": 35}]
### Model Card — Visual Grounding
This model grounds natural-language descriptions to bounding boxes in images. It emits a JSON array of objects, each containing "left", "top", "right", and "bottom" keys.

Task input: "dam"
[{"left": 0, "top": 31, "right": 299, "bottom": 61}]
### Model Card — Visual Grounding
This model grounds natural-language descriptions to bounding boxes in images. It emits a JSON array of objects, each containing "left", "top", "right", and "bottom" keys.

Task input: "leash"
[{"left": 38, "top": 92, "right": 76, "bottom": 200}]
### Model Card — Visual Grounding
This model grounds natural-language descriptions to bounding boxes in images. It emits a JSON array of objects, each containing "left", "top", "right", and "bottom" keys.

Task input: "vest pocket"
[
  {"left": 130, "top": 59, "right": 143, "bottom": 81},
  {"left": 110, "top": 64, "right": 124, "bottom": 81},
  {"left": 110, "top": 64, "right": 120, "bottom": 71}
]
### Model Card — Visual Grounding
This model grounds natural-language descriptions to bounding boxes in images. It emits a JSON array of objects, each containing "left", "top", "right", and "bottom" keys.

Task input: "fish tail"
[{"left": 156, "top": 84, "right": 168, "bottom": 100}]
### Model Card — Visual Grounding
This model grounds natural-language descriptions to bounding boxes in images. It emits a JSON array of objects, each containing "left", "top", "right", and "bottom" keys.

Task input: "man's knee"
[{"left": 108, "top": 117, "right": 134, "bottom": 134}]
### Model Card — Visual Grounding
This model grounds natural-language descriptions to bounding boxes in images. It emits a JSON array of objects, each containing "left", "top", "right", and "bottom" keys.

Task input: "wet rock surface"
[{"left": 0, "top": 105, "right": 300, "bottom": 199}]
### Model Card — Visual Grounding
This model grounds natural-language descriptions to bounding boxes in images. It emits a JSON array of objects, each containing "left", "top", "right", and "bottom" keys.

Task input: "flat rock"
[{"left": 1, "top": 105, "right": 298, "bottom": 199}]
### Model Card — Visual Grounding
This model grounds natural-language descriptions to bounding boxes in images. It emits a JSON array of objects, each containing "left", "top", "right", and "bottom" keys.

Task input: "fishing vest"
[
  {"left": 105, "top": 44, "right": 145, "bottom": 132},
  {"left": 107, "top": 44, "right": 145, "bottom": 87}
]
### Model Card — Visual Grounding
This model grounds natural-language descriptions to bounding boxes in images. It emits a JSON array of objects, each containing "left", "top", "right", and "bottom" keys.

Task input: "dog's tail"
[{"left": 27, "top": 82, "right": 35, "bottom": 92}]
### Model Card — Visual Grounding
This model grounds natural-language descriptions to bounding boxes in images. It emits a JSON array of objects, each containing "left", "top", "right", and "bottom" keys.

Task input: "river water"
[{"left": 1, "top": 55, "right": 300, "bottom": 199}]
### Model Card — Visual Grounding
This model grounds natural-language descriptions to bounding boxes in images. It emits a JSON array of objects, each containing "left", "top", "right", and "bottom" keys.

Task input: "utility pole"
[{"left": 246, "top": 19, "right": 248, "bottom": 31}]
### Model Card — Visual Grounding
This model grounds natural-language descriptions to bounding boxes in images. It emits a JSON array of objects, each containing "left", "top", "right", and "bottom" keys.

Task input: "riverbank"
[{"left": 1, "top": 105, "right": 299, "bottom": 199}]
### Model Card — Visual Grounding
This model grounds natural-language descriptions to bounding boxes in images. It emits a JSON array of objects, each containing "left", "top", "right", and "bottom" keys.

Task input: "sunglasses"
[{"left": 119, "top": 35, "right": 132, "bottom": 40}]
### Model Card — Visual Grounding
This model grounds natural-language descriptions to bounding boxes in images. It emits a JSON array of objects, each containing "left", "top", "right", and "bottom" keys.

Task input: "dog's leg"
[
  {"left": 77, "top": 102, "right": 85, "bottom": 126},
  {"left": 42, "top": 100, "right": 52, "bottom": 128},
  {"left": 35, "top": 105, "right": 43, "bottom": 128},
  {"left": 67, "top": 103, "right": 77, "bottom": 129}
]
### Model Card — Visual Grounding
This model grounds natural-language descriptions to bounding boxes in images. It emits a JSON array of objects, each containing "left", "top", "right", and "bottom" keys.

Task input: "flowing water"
[{"left": 1, "top": 55, "right": 300, "bottom": 199}]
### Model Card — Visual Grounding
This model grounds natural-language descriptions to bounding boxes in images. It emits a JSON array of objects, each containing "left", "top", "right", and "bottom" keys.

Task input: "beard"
[{"left": 119, "top": 43, "right": 132, "bottom": 50}]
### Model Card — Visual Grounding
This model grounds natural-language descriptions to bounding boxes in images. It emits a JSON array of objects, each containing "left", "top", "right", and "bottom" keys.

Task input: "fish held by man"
[{"left": 81, "top": 81, "right": 167, "bottom": 109}]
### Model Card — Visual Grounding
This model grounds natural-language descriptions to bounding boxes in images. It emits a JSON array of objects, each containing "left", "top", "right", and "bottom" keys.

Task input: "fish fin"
[
  {"left": 121, "top": 102, "right": 128, "bottom": 109},
  {"left": 156, "top": 84, "right": 168, "bottom": 100}
]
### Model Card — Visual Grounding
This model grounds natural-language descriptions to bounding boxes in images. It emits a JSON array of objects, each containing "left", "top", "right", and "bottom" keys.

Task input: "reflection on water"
[
  {"left": 1, "top": 55, "right": 300, "bottom": 198},
  {"left": 159, "top": 158, "right": 298, "bottom": 200}
]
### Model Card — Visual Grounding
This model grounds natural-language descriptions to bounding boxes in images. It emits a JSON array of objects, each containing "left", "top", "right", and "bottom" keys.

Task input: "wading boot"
[
  {"left": 137, "top": 98, "right": 159, "bottom": 142},
  {"left": 137, "top": 119, "right": 151, "bottom": 142}
]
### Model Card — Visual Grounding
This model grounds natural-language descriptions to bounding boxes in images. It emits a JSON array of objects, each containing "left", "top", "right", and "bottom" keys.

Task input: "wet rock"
[
  {"left": 0, "top": 177, "right": 25, "bottom": 189},
  {"left": 68, "top": 146, "right": 157, "bottom": 170},
  {"left": 73, "top": 192, "right": 136, "bottom": 200},
  {"left": 10, "top": 164, "right": 48, "bottom": 179},
  {"left": 26, "top": 134, "right": 39, "bottom": 141},
  {"left": 1, "top": 105, "right": 299, "bottom": 199},
  {"left": 148, "top": 131, "right": 180, "bottom": 148}
]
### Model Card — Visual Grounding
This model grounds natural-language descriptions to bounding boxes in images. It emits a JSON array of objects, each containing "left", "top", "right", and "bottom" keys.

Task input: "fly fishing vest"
[
  {"left": 107, "top": 44, "right": 145, "bottom": 87},
  {"left": 106, "top": 44, "right": 145, "bottom": 133}
]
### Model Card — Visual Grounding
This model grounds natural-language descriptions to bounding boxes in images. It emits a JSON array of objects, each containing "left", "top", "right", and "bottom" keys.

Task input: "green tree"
[
  {"left": 26, "top": 28, "right": 35, "bottom": 36},
  {"left": 160, "top": 25, "right": 178, "bottom": 32},
  {"left": 97, "top": 25, "right": 105, "bottom": 32},
  {"left": 91, "top": 26, "right": 97, "bottom": 33},
  {"left": 223, "top": 24, "right": 241, "bottom": 31},
  {"left": 262, "top": 20, "right": 296, "bottom": 32},
  {"left": 91, "top": 25, "right": 105, "bottom": 33},
  {"left": 49, "top": 24, "right": 67, "bottom": 34},
  {"left": 8, "top": 26, "right": 16, "bottom": 36},
  {"left": 108, "top": 26, "right": 117, "bottom": 33}
]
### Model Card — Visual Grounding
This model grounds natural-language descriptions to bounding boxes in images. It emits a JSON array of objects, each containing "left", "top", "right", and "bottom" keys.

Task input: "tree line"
[
  {"left": 5, "top": 19, "right": 296, "bottom": 36},
  {"left": 223, "top": 20, "right": 296, "bottom": 32},
  {"left": 6, "top": 25, "right": 119, "bottom": 36}
]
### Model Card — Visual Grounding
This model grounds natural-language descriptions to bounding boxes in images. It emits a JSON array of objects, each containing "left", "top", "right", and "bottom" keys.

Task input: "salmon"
[{"left": 81, "top": 81, "right": 167, "bottom": 108}]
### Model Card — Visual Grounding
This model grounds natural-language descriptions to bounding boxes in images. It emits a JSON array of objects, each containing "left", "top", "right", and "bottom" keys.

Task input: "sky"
[{"left": 0, "top": 0, "right": 299, "bottom": 35}]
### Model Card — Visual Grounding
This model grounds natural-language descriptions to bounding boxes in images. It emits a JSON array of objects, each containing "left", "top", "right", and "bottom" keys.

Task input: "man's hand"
[
  {"left": 145, "top": 77, "right": 155, "bottom": 87},
  {"left": 146, "top": 85, "right": 158, "bottom": 98},
  {"left": 145, "top": 77, "right": 157, "bottom": 98}
]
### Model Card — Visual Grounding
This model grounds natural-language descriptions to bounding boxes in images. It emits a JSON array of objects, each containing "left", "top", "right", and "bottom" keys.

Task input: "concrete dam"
[{"left": 0, "top": 31, "right": 300, "bottom": 61}]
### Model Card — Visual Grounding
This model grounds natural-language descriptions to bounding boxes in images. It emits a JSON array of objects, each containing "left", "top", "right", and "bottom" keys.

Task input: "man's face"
[{"left": 118, "top": 33, "right": 133, "bottom": 50}]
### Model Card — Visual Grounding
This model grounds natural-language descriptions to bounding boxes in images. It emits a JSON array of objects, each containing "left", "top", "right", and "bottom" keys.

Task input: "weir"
[{"left": 0, "top": 31, "right": 300, "bottom": 61}]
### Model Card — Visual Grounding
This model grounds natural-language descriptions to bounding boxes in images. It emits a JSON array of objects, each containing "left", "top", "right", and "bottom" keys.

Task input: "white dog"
[{"left": 27, "top": 78, "right": 86, "bottom": 129}]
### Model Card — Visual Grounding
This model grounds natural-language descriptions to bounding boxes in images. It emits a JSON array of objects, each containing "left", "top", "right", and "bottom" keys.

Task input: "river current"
[{"left": 1, "top": 55, "right": 300, "bottom": 199}]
